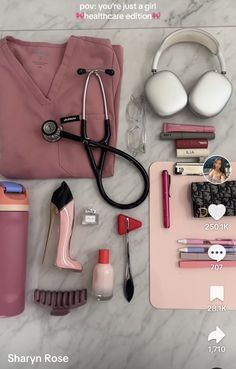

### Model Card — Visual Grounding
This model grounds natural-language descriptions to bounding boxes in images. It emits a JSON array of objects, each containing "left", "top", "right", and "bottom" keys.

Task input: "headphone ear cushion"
[
  {"left": 145, "top": 71, "right": 188, "bottom": 117},
  {"left": 189, "top": 71, "right": 232, "bottom": 117}
]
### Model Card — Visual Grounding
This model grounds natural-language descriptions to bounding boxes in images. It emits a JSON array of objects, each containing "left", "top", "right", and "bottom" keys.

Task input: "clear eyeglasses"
[{"left": 126, "top": 94, "right": 147, "bottom": 157}]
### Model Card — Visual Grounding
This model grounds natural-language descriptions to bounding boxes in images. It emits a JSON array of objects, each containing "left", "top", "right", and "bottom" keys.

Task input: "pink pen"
[
  {"left": 163, "top": 123, "right": 215, "bottom": 133},
  {"left": 179, "top": 260, "right": 236, "bottom": 268},
  {"left": 162, "top": 170, "right": 171, "bottom": 228}
]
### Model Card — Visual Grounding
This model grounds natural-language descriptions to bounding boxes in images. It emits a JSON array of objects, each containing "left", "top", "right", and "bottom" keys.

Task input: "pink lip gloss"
[
  {"left": 163, "top": 123, "right": 215, "bottom": 133},
  {"left": 92, "top": 249, "right": 114, "bottom": 301}
]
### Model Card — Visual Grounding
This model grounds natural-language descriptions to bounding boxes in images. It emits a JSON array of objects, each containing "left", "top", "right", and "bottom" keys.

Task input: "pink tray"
[{"left": 150, "top": 161, "right": 236, "bottom": 310}]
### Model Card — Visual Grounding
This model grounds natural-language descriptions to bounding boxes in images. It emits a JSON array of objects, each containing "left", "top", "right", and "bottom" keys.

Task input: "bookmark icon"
[{"left": 210, "top": 286, "right": 224, "bottom": 302}]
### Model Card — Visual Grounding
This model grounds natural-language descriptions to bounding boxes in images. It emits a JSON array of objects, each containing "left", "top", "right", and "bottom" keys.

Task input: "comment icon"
[{"left": 208, "top": 245, "right": 226, "bottom": 262}]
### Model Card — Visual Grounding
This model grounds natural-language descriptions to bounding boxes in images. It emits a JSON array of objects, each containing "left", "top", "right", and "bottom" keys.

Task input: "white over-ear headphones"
[{"left": 145, "top": 28, "right": 232, "bottom": 118}]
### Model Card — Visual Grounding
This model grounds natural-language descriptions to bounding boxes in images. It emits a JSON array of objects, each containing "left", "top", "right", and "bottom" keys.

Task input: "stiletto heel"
[
  {"left": 42, "top": 203, "right": 58, "bottom": 264},
  {"left": 43, "top": 181, "right": 82, "bottom": 272}
]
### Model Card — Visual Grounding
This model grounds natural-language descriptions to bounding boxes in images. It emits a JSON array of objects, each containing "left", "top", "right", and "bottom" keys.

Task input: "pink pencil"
[
  {"left": 178, "top": 239, "right": 236, "bottom": 246},
  {"left": 179, "top": 260, "right": 236, "bottom": 268}
]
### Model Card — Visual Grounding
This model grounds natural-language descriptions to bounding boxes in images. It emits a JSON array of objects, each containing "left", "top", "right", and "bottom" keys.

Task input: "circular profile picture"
[{"left": 203, "top": 155, "right": 231, "bottom": 184}]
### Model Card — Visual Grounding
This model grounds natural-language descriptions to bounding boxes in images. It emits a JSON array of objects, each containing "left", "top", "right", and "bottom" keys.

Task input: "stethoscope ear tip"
[
  {"left": 77, "top": 68, "right": 87, "bottom": 75},
  {"left": 105, "top": 69, "right": 115, "bottom": 76}
]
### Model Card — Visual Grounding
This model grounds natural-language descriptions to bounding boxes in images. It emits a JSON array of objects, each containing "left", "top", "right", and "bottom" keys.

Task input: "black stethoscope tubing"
[
  {"left": 60, "top": 124, "right": 150, "bottom": 209},
  {"left": 42, "top": 69, "right": 150, "bottom": 209}
]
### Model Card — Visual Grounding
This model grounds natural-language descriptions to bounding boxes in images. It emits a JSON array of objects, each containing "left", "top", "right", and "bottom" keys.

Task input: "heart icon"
[{"left": 208, "top": 204, "right": 226, "bottom": 221}]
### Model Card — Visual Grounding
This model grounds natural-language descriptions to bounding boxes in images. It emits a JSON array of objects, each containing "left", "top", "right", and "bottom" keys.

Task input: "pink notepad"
[{"left": 150, "top": 161, "right": 236, "bottom": 310}]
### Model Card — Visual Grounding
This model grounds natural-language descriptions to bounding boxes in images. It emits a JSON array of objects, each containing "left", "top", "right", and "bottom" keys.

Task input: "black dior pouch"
[{"left": 191, "top": 181, "right": 236, "bottom": 218}]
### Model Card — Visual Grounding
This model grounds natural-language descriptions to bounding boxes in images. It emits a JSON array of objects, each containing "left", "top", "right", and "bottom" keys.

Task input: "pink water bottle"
[{"left": 0, "top": 182, "right": 29, "bottom": 318}]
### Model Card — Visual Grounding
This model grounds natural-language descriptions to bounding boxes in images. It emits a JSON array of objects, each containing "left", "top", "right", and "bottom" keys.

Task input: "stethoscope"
[{"left": 41, "top": 68, "right": 149, "bottom": 209}]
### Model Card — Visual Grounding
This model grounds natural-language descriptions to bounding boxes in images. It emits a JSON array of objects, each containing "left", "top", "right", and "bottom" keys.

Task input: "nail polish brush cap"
[{"left": 98, "top": 249, "right": 110, "bottom": 264}]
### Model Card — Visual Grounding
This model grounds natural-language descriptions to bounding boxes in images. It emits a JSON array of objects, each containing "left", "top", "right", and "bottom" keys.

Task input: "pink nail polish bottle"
[{"left": 92, "top": 249, "right": 114, "bottom": 301}]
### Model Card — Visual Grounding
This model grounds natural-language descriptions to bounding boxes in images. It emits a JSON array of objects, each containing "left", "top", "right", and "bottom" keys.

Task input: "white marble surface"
[
  {"left": 0, "top": 0, "right": 236, "bottom": 30},
  {"left": 0, "top": 2, "right": 236, "bottom": 369}
]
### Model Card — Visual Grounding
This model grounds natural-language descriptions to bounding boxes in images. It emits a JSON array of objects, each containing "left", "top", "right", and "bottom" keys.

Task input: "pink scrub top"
[{"left": 0, "top": 36, "right": 123, "bottom": 179}]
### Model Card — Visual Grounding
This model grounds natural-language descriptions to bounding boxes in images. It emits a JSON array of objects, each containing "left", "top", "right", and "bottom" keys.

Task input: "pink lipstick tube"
[{"left": 163, "top": 123, "right": 215, "bottom": 133}]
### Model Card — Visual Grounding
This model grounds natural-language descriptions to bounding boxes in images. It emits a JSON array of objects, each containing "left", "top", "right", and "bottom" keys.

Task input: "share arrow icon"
[{"left": 208, "top": 327, "right": 226, "bottom": 344}]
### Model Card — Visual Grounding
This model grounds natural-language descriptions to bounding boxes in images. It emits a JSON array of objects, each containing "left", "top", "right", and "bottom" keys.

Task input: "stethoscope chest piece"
[{"left": 42, "top": 120, "right": 62, "bottom": 142}]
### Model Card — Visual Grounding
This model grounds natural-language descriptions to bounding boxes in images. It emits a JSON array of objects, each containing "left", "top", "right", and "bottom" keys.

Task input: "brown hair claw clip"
[{"left": 34, "top": 289, "right": 87, "bottom": 316}]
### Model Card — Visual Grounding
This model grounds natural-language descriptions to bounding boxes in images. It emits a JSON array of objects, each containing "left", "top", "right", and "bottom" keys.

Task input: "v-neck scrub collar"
[{"left": 2, "top": 35, "right": 76, "bottom": 105}]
